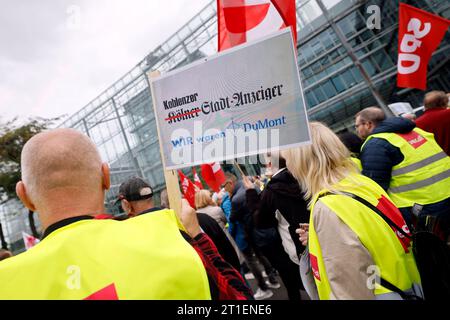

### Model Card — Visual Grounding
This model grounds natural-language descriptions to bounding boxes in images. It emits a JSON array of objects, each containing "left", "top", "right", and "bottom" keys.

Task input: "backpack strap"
[
  {"left": 379, "top": 278, "right": 423, "bottom": 300},
  {"left": 318, "top": 192, "right": 412, "bottom": 239}
]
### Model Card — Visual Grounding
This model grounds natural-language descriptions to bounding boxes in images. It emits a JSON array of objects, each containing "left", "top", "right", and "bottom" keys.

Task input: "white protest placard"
[
  {"left": 388, "top": 102, "right": 414, "bottom": 116},
  {"left": 150, "top": 29, "right": 311, "bottom": 170}
]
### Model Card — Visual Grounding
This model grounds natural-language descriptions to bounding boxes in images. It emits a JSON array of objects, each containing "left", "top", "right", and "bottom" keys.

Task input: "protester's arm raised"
[{"left": 179, "top": 199, "right": 253, "bottom": 300}]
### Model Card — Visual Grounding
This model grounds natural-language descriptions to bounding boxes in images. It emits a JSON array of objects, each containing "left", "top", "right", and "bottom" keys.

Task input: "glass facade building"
[
  {"left": 0, "top": 199, "right": 41, "bottom": 254},
  {"left": 299, "top": 0, "right": 450, "bottom": 131},
  {"left": 1, "top": 0, "right": 449, "bottom": 249}
]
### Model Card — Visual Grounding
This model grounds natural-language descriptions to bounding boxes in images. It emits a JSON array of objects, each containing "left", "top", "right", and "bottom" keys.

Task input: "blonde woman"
[
  {"left": 195, "top": 189, "right": 246, "bottom": 269},
  {"left": 195, "top": 190, "right": 227, "bottom": 229},
  {"left": 281, "top": 122, "right": 422, "bottom": 300}
]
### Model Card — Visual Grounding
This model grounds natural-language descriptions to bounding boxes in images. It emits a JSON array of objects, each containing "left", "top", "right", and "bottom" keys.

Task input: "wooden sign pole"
[
  {"left": 147, "top": 70, "right": 185, "bottom": 231},
  {"left": 233, "top": 160, "right": 246, "bottom": 179}
]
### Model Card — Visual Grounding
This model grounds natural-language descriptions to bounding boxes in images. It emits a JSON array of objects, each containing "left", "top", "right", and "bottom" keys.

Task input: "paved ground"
[{"left": 245, "top": 271, "right": 310, "bottom": 301}]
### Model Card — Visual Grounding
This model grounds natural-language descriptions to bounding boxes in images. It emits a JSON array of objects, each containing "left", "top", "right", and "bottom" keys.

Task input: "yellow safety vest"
[
  {"left": 0, "top": 209, "right": 211, "bottom": 300},
  {"left": 362, "top": 128, "right": 450, "bottom": 208},
  {"left": 308, "top": 173, "right": 422, "bottom": 300},
  {"left": 351, "top": 157, "right": 362, "bottom": 171}
]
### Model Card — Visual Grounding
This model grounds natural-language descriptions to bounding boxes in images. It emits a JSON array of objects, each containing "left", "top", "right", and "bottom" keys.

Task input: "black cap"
[{"left": 117, "top": 177, "right": 153, "bottom": 202}]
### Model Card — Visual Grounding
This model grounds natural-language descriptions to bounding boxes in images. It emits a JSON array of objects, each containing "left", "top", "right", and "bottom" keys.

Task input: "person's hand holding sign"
[{"left": 179, "top": 198, "right": 201, "bottom": 238}]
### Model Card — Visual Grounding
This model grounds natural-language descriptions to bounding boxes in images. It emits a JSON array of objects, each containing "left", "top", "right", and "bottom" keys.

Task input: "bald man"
[
  {"left": 355, "top": 107, "right": 450, "bottom": 239},
  {"left": 416, "top": 91, "right": 450, "bottom": 156},
  {"left": 0, "top": 129, "right": 211, "bottom": 300},
  {"left": 16, "top": 129, "right": 109, "bottom": 229}
]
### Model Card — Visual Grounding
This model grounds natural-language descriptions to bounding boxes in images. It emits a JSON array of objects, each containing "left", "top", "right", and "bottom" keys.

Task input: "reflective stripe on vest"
[
  {"left": 362, "top": 128, "right": 450, "bottom": 208},
  {"left": 390, "top": 168, "right": 450, "bottom": 193},
  {"left": 308, "top": 173, "right": 422, "bottom": 300},
  {"left": 391, "top": 152, "right": 448, "bottom": 176},
  {"left": 0, "top": 209, "right": 211, "bottom": 300}
]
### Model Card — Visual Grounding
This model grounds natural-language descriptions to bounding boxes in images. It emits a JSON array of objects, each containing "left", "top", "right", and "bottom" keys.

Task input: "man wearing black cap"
[
  {"left": 118, "top": 177, "right": 241, "bottom": 270},
  {"left": 117, "top": 177, "right": 156, "bottom": 217},
  {"left": 117, "top": 176, "right": 254, "bottom": 300}
]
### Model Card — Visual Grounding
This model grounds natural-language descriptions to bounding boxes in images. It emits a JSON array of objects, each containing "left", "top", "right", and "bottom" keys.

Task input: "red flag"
[
  {"left": 192, "top": 167, "right": 204, "bottom": 190},
  {"left": 178, "top": 170, "right": 197, "bottom": 208},
  {"left": 397, "top": 3, "right": 450, "bottom": 90},
  {"left": 217, "top": 0, "right": 297, "bottom": 52},
  {"left": 201, "top": 163, "right": 227, "bottom": 192}
]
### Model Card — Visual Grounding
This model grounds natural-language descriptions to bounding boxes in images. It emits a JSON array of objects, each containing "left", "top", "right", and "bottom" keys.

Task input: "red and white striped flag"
[
  {"left": 201, "top": 163, "right": 227, "bottom": 192},
  {"left": 217, "top": 0, "right": 297, "bottom": 51},
  {"left": 192, "top": 167, "right": 204, "bottom": 190}
]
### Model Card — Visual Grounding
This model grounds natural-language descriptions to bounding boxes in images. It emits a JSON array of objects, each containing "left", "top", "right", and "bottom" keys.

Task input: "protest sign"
[{"left": 150, "top": 28, "right": 310, "bottom": 170}]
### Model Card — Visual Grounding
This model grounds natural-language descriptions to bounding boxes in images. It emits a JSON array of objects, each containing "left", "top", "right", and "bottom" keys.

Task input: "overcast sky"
[{"left": 0, "top": 0, "right": 211, "bottom": 122}]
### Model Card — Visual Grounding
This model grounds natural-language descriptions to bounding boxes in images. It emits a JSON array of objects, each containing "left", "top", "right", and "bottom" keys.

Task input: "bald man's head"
[
  {"left": 355, "top": 107, "right": 386, "bottom": 139},
  {"left": 356, "top": 107, "right": 386, "bottom": 125},
  {"left": 19, "top": 129, "right": 108, "bottom": 211},
  {"left": 424, "top": 91, "right": 448, "bottom": 110}
]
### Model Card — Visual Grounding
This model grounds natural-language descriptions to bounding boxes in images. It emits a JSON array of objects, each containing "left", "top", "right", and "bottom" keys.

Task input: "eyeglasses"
[
  {"left": 220, "top": 181, "right": 231, "bottom": 189},
  {"left": 354, "top": 122, "right": 366, "bottom": 129}
]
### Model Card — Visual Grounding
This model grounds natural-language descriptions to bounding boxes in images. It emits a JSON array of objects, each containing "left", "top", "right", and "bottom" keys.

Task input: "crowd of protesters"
[{"left": 0, "top": 90, "right": 449, "bottom": 300}]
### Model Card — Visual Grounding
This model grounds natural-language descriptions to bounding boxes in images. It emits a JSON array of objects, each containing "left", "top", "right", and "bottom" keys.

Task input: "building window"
[
  {"left": 311, "top": 61, "right": 322, "bottom": 73},
  {"left": 305, "top": 90, "right": 318, "bottom": 109},
  {"left": 321, "top": 80, "right": 337, "bottom": 99},
  {"left": 332, "top": 76, "right": 347, "bottom": 93},
  {"left": 321, "top": 31, "right": 334, "bottom": 50},
  {"left": 313, "top": 86, "right": 327, "bottom": 103},
  {"left": 372, "top": 51, "right": 394, "bottom": 71},
  {"left": 341, "top": 68, "right": 357, "bottom": 87},
  {"left": 302, "top": 66, "right": 313, "bottom": 78},
  {"left": 350, "top": 67, "right": 363, "bottom": 83},
  {"left": 311, "top": 40, "right": 324, "bottom": 56},
  {"left": 362, "top": 59, "right": 377, "bottom": 77},
  {"left": 302, "top": 44, "right": 316, "bottom": 63}
]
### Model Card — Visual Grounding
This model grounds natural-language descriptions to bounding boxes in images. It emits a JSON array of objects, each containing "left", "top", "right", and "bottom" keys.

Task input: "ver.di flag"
[
  {"left": 397, "top": 3, "right": 450, "bottom": 90},
  {"left": 217, "top": 0, "right": 297, "bottom": 51},
  {"left": 178, "top": 170, "right": 197, "bottom": 208}
]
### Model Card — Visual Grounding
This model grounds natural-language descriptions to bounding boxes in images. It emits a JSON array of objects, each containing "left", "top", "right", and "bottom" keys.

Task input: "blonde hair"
[
  {"left": 281, "top": 122, "right": 358, "bottom": 206},
  {"left": 195, "top": 190, "right": 216, "bottom": 209}
]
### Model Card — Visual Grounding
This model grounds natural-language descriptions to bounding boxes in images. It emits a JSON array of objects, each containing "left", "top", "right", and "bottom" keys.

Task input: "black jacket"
[
  {"left": 229, "top": 181, "right": 277, "bottom": 248},
  {"left": 247, "top": 168, "right": 309, "bottom": 257},
  {"left": 196, "top": 213, "right": 241, "bottom": 271},
  {"left": 360, "top": 117, "right": 415, "bottom": 191}
]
